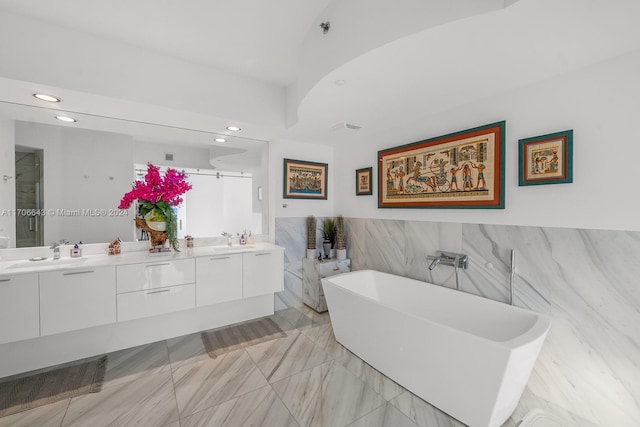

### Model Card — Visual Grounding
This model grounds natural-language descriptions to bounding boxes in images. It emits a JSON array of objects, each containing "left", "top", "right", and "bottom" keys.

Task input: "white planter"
[
  {"left": 146, "top": 221, "right": 167, "bottom": 232},
  {"left": 307, "top": 249, "right": 317, "bottom": 259},
  {"left": 336, "top": 249, "right": 347, "bottom": 260}
]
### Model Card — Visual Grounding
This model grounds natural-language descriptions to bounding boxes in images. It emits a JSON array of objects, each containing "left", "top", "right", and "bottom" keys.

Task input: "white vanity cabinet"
[
  {"left": 39, "top": 266, "right": 117, "bottom": 336},
  {"left": 242, "top": 250, "right": 283, "bottom": 298},
  {"left": 196, "top": 254, "right": 243, "bottom": 306},
  {"left": 0, "top": 273, "right": 39, "bottom": 344},
  {"left": 116, "top": 258, "right": 196, "bottom": 321}
]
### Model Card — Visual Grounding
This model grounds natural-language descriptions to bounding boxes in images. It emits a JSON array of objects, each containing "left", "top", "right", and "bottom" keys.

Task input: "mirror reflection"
[{"left": 1, "top": 104, "right": 269, "bottom": 248}]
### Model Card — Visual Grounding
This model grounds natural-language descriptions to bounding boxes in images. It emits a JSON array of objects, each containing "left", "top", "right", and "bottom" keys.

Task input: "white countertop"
[{"left": 0, "top": 242, "right": 284, "bottom": 277}]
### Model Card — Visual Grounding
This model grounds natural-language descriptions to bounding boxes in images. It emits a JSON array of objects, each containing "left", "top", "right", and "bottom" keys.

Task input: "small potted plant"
[
  {"left": 335, "top": 215, "right": 347, "bottom": 260},
  {"left": 306, "top": 215, "right": 317, "bottom": 259},
  {"left": 322, "top": 217, "right": 336, "bottom": 258}
]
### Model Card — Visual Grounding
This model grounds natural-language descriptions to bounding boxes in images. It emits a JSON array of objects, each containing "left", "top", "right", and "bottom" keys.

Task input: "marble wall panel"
[{"left": 344, "top": 217, "right": 366, "bottom": 271}]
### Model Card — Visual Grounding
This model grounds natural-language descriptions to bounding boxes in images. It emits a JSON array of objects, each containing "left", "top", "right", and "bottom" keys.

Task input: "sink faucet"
[
  {"left": 50, "top": 240, "right": 68, "bottom": 259},
  {"left": 221, "top": 232, "right": 232, "bottom": 246}
]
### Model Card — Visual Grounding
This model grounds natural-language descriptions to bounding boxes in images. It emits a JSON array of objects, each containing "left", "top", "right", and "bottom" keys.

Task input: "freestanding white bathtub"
[{"left": 322, "top": 269, "right": 551, "bottom": 427}]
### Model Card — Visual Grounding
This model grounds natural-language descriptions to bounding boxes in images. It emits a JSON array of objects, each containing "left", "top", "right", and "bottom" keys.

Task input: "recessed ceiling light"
[
  {"left": 33, "top": 93, "right": 62, "bottom": 102},
  {"left": 55, "top": 115, "right": 77, "bottom": 123},
  {"left": 215, "top": 138, "right": 227, "bottom": 143},
  {"left": 226, "top": 126, "right": 241, "bottom": 131},
  {"left": 334, "top": 79, "right": 346, "bottom": 86}
]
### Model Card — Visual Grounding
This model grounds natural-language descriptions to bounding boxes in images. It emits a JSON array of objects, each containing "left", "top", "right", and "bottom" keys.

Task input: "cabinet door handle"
[
  {"left": 63, "top": 270, "right": 94, "bottom": 276},
  {"left": 210, "top": 256, "right": 230, "bottom": 260},
  {"left": 146, "top": 262, "right": 170, "bottom": 267},
  {"left": 146, "top": 288, "right": 171, "bottom": 295},
  {"left": 0, "top": 278, "right": 11, "bottom": 282},
  {"left": 254, "top": 253, "right": 271, "bottom": 257}
]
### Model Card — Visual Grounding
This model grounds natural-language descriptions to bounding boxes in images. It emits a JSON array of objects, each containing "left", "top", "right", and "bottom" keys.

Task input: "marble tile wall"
[{"left": 275, "top": 216, "right": 640, "bottom": 427}]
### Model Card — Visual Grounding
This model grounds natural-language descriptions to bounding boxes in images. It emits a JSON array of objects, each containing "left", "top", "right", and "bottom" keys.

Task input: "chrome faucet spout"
[
  {"left": 49, "top": 240, "right": 68, "bottom": 260},
  {"left": 221, "top": 232, "right": 232, "bottom": 246},
  {"left": 428, "top": 257, "right": 440, "bottom": 270}
]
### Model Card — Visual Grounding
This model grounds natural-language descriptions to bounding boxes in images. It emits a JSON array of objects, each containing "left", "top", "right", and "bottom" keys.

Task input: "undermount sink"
[{"left": 8, "top": 257, "right": 87, "bottom": 269}]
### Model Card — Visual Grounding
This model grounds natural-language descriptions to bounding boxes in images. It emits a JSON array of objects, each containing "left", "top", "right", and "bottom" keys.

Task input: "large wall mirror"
[{"left": 0, "top": 102, "right": 269, "bottom": 248}]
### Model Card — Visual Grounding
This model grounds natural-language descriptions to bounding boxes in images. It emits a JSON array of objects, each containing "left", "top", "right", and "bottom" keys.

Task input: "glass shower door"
[{"left": 15, "top": 148, "right": 44, "bottom": 247}]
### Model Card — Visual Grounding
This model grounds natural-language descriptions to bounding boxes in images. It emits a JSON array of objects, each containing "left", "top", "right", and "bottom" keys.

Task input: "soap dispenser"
[{"left": 71, "top": 242, "right": 82, "bottom": 258}]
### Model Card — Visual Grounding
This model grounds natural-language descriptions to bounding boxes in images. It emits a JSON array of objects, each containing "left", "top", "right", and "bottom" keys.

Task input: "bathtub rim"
[{"left": 322, "top": 269, "right": 551, "bottom": 349}]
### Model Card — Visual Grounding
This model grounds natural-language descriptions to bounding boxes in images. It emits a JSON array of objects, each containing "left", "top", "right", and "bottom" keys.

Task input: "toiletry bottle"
[
  {"left": 71, "top": 243, "right": 82, "bottom": 258},
  {"left": 240, "top": 232, "right": 246, "bottom": 245}
]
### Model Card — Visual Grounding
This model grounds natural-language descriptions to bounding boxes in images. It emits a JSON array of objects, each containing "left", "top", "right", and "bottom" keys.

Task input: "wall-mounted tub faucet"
[
  {"left": 427, "top": 251, "right": 468, "bottom": 270},
  {"left": 426, "top": 251, "right": 469, "bottom": 290}
]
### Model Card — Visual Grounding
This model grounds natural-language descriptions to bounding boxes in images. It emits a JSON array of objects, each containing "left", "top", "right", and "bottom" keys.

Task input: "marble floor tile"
[
  {"left": 300, "top": 323, "right": 349, "bottom": 360},
  {"left": 103, "top": 340, "right": 170, "bottom": 386},
  {"left": 62, "top": 370, "right": 179, "bottom": 427},
  {"left": 167, "top": 331, "right": 211, "bottom": 370},
  {"left": 346, "top": 402, "right": 418, "bottom": 427},
  {"left": 337, "top": 351, "right": 405, "bottom": 401},
  {"left": 246, "top": 330, "right": 330, "bottom": 383},
  {"left": 0, "top": 397, "right": 69, "bottom": 427},
  {"left": 389, "top": 391, "right": 466, "bottom": 427},
  {"left": 267, "top": 309, "right": 301, "bottom": 335},
  {"left": 172, "top": 348, "right": 268, "bottom": 418},
  {"left": 180, "top": 385, "right": 299, "bottom": 427},
  {"left": 272, "top": 360, "right": 386, "bottom": 427},
  {"left": 272, "top": 306, "right": 330, "bottom": 331}
]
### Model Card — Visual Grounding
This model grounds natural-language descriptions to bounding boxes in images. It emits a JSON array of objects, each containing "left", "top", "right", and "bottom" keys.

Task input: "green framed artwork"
[
  {"left": 378, "top": 121, "right": 505, "bottom": 209},
  {"left": 283, "top": 158, "right": 328, "bottom": 199},
  {"left": 518, "top": 130, "right": 573, "bottom": 186},
  {"left": 356, "top": 167, "right": 373, "bottom": 196}
]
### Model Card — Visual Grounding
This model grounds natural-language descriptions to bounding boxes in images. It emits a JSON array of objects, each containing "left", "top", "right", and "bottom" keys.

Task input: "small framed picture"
[
  {"left": 519, "top": 130, "right": 573, "bottom": 186},
  {"left": 283, "top": 158, "right": 328, "bottom": 199},
  {"left": 356, "top": 167, "right": 373, "bottom": 196}
]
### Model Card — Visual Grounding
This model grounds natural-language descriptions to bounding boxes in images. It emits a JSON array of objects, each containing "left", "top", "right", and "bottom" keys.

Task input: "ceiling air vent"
[{"left": 330, "top": 122, "right": 362, "bottom": 132}]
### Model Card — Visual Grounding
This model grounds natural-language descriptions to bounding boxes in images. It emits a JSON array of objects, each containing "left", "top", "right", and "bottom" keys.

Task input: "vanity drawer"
[
  {"left": 117, "top": 283, "right": 195, "bottom": 322},
  {"left": 116, "top": 258, "right": 195, "bottom": 293}
]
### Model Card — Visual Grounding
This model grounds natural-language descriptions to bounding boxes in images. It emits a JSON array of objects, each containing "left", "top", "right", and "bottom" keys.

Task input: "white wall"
[
  {"left": 0, "top": 118, "right": 16, "bottom": 247},
  {"left": 333, "top": 49, "right": 640, "bottom": 232},
  {"left": 269, "top": 139, "right": 334, "bottom": 219},
  {"left": 133, "top": 141, "right": 213, "bottom": 170},
  {"left": 0, "top": 10, "right": 285, "bottom": 129}
]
